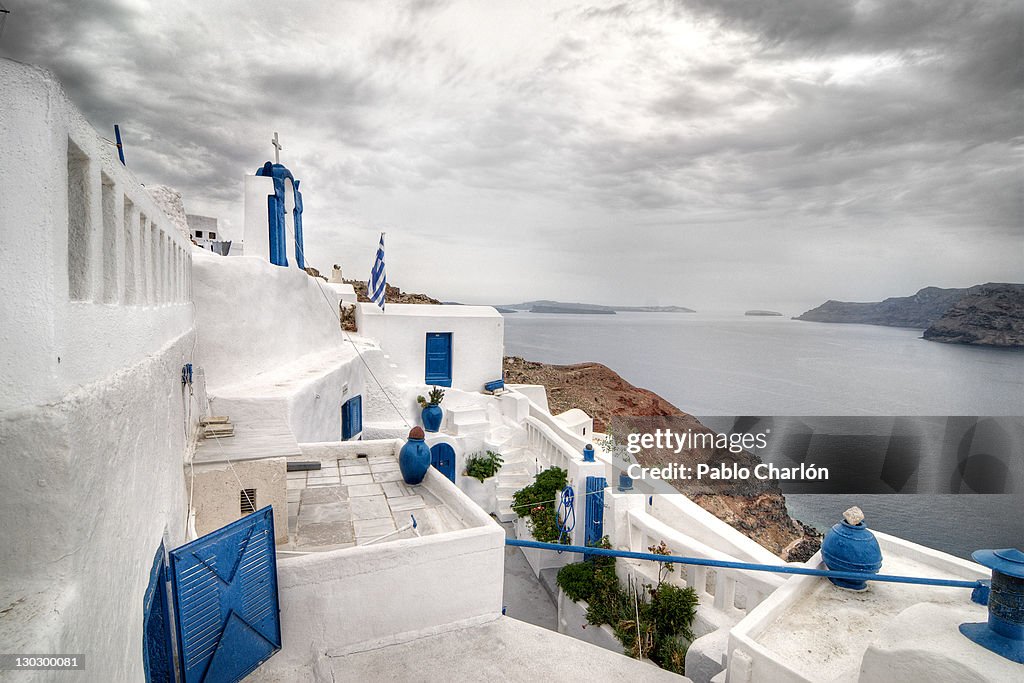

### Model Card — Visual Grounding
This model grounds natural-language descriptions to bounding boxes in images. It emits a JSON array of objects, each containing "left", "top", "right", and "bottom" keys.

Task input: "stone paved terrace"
[{"left": 282, "top": 440, "right": 471, "bottom": 550}]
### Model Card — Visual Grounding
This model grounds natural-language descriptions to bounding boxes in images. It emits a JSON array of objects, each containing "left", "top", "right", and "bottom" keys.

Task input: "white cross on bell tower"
[{"left": 271, "top": 132, "right": 282, "bottom": 164}]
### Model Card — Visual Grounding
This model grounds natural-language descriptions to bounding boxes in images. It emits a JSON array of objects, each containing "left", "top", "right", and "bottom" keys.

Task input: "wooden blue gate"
[
  {"left": 169, "top": 507, "right": 281, "bottom": 683},
  {"left": 584, "top": 476, "right": 607, "bottom": 553},
  {"left": 430, "top": 442, "right": 456, "bottom": 483}
]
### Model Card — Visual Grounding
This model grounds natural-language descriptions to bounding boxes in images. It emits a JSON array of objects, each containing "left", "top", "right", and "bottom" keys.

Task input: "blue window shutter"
[
  {"left": 169, "top": 507, "right": 281, "bottom": 683},
  {"left": 342, "top": 395, "right": 362, "bottom": 440}
]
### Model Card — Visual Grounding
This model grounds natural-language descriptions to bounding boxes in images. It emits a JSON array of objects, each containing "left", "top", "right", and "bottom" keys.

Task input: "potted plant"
[
  {"left": 416, "top": 386, "right": 445, "bottom": 432},
  {"left": 460, "top": 450, "right": 504, "bottom": 512}
]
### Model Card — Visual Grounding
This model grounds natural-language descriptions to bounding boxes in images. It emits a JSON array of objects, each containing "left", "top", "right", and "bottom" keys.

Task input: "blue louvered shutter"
[
  {"left": 342, "top": 395, "right": 362, "bottom": 440},
  {"left": 169, "top": 507, "right": 281, "bottom": 683}
]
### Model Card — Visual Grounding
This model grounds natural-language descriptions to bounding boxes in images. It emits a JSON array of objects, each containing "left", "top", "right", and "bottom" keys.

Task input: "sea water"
[{"left": 502, "top": 311, "right": 1024, "bottom": 558}]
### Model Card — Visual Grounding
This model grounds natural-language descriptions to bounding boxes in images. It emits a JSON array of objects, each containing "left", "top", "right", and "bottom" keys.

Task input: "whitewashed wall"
[
  {"left": 0, "top": 58, "right": 194, "bottom": 681},
  {"left": 191, "top": 252, "right": 378, "bottom": 441},
  {"left": 243, "top": 174, "right": 275, "bottom": 264},
  {"left": 0, "top": 60, "right": 195, "bottom": 413},
  {"left": 250, "top": 468, "right": 505, "bottom": 679},
  {"left": 355, "top": 303, "right": 504, "bottom": 392}
]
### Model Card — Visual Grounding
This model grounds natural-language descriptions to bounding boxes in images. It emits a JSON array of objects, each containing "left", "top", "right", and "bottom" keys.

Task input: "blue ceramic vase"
[
  {"left": 399, "top": 427, "right": 431, "bottom": 485},
  {"left": 821, "top": 507, "right": 883, "bottom": 591},
  {"left": 421, "top": 404, "right": 443, "bottom": 432}
]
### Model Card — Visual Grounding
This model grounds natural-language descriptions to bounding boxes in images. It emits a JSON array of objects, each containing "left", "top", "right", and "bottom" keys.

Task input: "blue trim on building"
[{"left": 255, "top": 162, "right": 305, "bottom": 268}]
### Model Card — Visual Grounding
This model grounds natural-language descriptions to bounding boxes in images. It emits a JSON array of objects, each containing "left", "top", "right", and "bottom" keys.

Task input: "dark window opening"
[{"left": 240, "top": 488, "right": 257, "bottom": 515}]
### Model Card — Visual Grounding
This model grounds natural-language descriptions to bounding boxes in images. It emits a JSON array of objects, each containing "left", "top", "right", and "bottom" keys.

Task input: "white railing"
[
  {"left": 622, "top": 507, "right": 784, "bottom": 615},
  {"left": 524, "top": 398, "right": 588, "bottom": 451},
  {"left": 524, "top": 415, "right": 584, "bottom": 475}
]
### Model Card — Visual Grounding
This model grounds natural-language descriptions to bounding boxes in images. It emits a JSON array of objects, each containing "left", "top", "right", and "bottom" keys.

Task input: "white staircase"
[
  {"left": 494, "top": 446, "right": 537, "bottom": 522},
  {"left": 445, "top": 405, "right": 490, "bottom": 437}
]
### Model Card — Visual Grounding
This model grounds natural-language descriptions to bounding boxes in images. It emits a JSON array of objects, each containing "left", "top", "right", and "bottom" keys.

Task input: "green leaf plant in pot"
[{"left": 416, "top": 386, "right": 445, "bottom": 433}]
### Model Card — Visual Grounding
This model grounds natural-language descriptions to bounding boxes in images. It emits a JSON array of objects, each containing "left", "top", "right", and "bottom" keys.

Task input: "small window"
[
  {"left": 240, "top": 488, "right": 256, "bottom": 515},
  {"left": 342, "top": 396, "right": 363, "bottom": 441},
  {"left": 209, "top": 232, "right": 216, "bottom": 239},
  {"left": 194, "top": 230, "right": 203, "bottom": 238}
]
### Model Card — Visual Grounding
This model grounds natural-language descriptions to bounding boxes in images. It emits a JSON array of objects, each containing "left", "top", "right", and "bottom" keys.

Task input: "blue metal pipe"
[{"left": 506, "top": 538, "right": 982, "bottom": 589}]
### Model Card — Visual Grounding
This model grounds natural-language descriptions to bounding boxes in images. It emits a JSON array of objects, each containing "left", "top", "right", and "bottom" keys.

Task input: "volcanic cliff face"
[
  {"left": 503, "top": 356, "right": 821, "bottom": 561},
  {"left": 343, "top": 279, "right": 442, "bottom": 305},
  {"left": 795, "top": 286, "right": 974, "bottom": 328},
  {"left": 923, "top": 283, "right": 1024, "bottom": 347}
]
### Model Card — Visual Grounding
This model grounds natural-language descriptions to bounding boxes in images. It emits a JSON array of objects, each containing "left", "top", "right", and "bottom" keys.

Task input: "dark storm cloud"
[{"left": 1, "top": 0, "right": 1019, "bottom": 307}]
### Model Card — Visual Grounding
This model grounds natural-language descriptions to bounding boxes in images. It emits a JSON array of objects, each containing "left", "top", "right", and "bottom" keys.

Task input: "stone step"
[{"left": 496, "top": 495, "right": 516, "bottom": 523}]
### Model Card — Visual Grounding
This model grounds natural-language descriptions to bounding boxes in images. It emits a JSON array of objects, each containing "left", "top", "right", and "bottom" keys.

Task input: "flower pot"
[
  {"left": 399, "top": 428, "right": 431, "bottom": 485},
  {"left": 421, "top": 404, "right": 443, "bottom": 432}
]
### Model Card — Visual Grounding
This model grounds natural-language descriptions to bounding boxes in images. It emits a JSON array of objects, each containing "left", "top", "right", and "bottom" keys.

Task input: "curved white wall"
[{"left": 192, "top": 252, "right": 348, "bottom": 391}]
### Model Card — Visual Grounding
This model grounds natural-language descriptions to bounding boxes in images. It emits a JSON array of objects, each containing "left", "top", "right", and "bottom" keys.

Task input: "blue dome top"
[{"left": 972, "top": 548, "right": 1024, "bottom": 578}]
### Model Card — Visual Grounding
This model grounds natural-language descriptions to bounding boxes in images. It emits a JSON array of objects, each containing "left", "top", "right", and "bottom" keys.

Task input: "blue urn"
[
  {"left": 421, "top": 404, "right": 443, "bottom": 433},
  {"left": 399, "top": 427, "right": 431, "bottom": 485},
  {"left": 821, "top": 506, "right": 883, "bottom": 591}
]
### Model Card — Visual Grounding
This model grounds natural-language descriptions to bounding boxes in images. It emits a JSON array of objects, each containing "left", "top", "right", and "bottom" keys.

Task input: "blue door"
[
  {"left": 585, "top": 476, "right": 607, "bottom": 555},
  {"left": 430, "top": 443, "right": 456, "bottom": 483},
  {"left": 143, "top": 544, "right": 173, "bottom": 683},
  {"left": 342, "top": 395, "right": 362, "bottom": 440},
  {"left": 424, "top": 333, "right": 453, "bottom": 387},
  {"left": 169, "top": 507, "right": 281, "bottom": 683}
]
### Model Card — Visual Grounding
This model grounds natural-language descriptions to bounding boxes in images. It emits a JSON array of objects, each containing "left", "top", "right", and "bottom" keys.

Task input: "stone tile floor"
[{"left": 283, "top": 454, "right": 469, "bottom": 550}]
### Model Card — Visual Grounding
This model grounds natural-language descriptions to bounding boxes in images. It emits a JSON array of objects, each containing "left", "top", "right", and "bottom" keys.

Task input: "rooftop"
[
  {"left": 743, "top": 532, "right": 990, "bottom": 682},
  {"left": 282, "top": 442, "right": 473, "bottom": 550}
]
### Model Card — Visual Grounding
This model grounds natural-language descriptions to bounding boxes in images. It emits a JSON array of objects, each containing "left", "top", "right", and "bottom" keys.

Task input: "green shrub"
[
  {"left": 556, "top": 562, "right": 595, "bottom": 602},
  {"left": 561, "top": 537, "right": 698, "bottom": 675},
  {"left": 511, "top": 467, "right": 568, "bottom": 544},
  {"left": 465, "top": 450, "right": 504, "bottom": 482},
  {"left": 650, "top": 583, "right": 698, "bottom": 642}
]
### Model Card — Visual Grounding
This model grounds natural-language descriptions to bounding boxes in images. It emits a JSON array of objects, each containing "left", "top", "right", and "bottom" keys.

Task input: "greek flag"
[{"left": 368, "top": 233, "right": 386, "bottom": 310}]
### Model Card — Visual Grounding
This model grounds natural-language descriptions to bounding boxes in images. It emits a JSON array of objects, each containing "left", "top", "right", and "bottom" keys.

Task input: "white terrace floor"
[{"left": 282, "top": 451, "right": 470, "bottom": 550}]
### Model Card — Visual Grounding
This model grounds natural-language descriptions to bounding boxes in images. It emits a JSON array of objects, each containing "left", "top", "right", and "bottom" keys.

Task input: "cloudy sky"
[{"left": 3, "top": 0, "right": 1021, "bottom": 311}]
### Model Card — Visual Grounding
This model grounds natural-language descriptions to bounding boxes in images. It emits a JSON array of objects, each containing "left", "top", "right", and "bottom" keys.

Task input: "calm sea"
[{"left": 502, "top": 311, "right": 1024, "bottom": 558}]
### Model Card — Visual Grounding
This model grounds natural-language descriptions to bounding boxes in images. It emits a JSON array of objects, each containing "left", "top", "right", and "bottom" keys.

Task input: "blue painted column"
[{"left": 960, "top": 548, "right": 1024, "bottom": 663}]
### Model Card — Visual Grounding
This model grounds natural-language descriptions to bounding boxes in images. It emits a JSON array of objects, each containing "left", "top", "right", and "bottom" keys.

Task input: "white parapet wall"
[
  {"left": 250, "top": 467, "right": 506, "bottom": 680},
  {"left": 355, "top": 303, "right": 504, "bottom": 392},
  {"left": 0, "top": 57, "right": 195, "bottom": 681},
  {"left": 725, "top": 533, "right": 992, "bottom": 683},
  {"left": 0, "top": 58, "right": 195, "bottom": 413}
]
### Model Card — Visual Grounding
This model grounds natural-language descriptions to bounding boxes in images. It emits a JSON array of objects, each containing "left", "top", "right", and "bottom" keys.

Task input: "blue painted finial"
[
  {"left": 583, "top": 444, "right": 595, "bottom": 462},
  {"left": 960, "top": 548, "right": 1024, "bottom": 663},
  {"left": 820, "top": 506, "right": 883, "bottom": 591}
]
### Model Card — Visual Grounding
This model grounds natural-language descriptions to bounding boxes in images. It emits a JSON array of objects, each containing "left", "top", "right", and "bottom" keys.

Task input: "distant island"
[
  {"left": 745, "top": 310, "right": 783, "bottom": 316},
  {"left": 796, "top": 283, "right": 1024, "bottom": 348},
  {"left": 497, "top": 300, "right": 696, "bottom": 314}
]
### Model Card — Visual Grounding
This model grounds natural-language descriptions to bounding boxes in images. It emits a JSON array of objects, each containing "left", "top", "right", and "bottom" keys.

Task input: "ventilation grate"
[{"left": 240, "top": 489, "right": 256, "bottom": 515}]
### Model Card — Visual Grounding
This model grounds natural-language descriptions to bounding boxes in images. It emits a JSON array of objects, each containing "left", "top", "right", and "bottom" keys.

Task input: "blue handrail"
[{"left": 506, "top": 538, "right": 982, "bottom": 589}]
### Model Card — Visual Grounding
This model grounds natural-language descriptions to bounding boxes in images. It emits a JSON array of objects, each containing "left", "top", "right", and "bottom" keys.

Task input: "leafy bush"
[
  {"left": 465, "top": 450, "right": 504, "bottom": 482},
  {"left": 558, "top": 537, "right": 698, "bottom": 675},
  {"left": 511, "top": 467, "right": 567, "bottom": 543},
  {"left": 650, "top": 583, "right": 697, "bottom": 642},
  {"left": 556, "top": 562, "right": 595, "bottom": 603}
]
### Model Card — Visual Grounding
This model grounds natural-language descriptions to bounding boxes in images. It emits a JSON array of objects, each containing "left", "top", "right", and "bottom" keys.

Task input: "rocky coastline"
[
  {"left": 796, "top": 283, "right": 1024, "bottom": 347},
  {"left": 503, "top": 356, "right": 822, "bottom": 561}
]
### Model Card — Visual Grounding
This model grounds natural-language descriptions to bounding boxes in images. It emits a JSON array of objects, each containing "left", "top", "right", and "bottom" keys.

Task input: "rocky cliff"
[
  {"left": 795, "top": 286, "right": 974, "bottom": 328},
  {"left": 503, "top": 356, "right": 821, "bottom": 561},
  {"left": 923, "top": 283, "right": 1024, "bottom": 347},
  {"left": 343, "top": 279, "right": 441, "bottom": 305}
]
